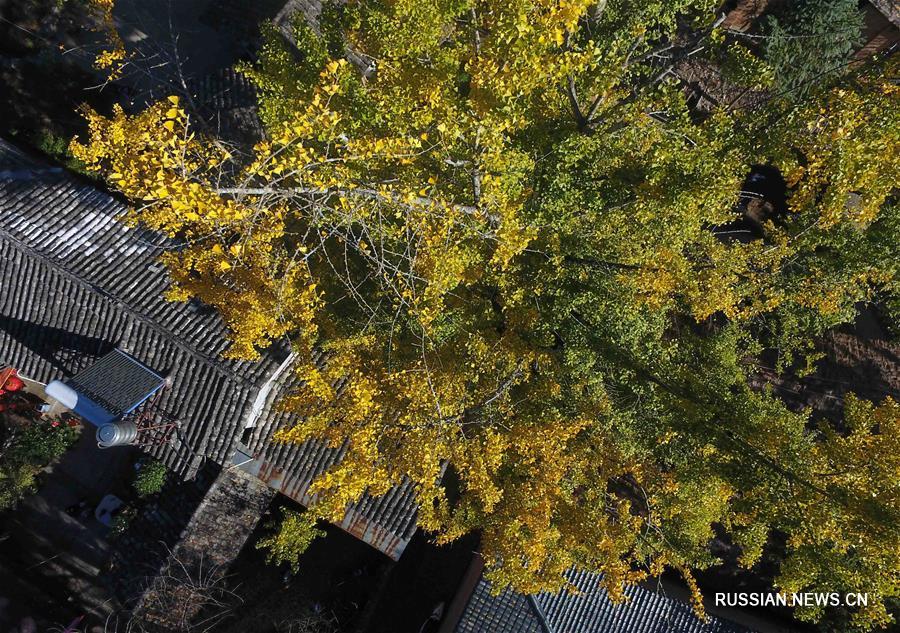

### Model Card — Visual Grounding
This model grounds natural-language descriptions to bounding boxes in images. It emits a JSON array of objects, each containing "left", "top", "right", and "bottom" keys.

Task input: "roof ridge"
[{"left": 526, "top": 594, "right": 554, "bottom": 633}]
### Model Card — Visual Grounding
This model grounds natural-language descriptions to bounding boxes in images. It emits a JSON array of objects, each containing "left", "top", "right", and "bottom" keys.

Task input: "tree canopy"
[
  {"left": 762, "top": 0, "right": 864, "bottom": 98},
  {"left": 71, "top": 1, "right": 900, "bottom": 629}
]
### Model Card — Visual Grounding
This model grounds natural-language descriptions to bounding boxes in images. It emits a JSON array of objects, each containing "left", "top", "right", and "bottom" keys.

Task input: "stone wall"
[{"left": 128, "top": 466, "right": 275, "bottom": 632}]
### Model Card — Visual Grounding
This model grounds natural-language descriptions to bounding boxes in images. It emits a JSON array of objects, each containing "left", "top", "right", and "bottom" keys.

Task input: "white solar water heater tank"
[{"left": 45, "top": 380, "right": 79, "bottom": 409}]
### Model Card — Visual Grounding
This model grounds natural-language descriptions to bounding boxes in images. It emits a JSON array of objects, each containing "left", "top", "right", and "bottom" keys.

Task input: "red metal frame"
[
  {"left": 0, "top": 367, "right": 17, "bottom": 391},
  {"left": 123, "top": 385, "right": 180, "bottom": 446}
]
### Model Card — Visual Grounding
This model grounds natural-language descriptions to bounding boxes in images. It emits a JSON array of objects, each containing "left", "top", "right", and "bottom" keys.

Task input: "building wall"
[{"left": 128, "top": 466, "right": 275, "bottom": 632}]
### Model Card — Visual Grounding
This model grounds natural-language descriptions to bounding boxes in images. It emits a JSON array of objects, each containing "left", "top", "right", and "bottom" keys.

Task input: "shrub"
[
  {"left": 32, "top": 130, "right": 92, "bottom": 177},
  {"left": 17, "top": 419, "right": 80, "bottom": 463},
  {"left": 0, "top": 463, "right": 38, "bottom": 512},
  {"left": 110, "top": 505, "right": 137, "bottom": 536},
  {"left": 132, "top": 459, "right": 167, "bottom": 497},
  {"left": 256, "top": 509, "right": 324, "bottom": 573},
  {"left": 275, "top": 610, "right": 339, "bottom": 633},
  {"left": 0, "top": 418, "right": 79, "bottom": 511}
]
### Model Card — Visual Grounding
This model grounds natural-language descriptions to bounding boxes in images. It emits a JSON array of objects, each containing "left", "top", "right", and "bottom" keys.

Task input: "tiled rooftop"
[{"left": 0, "top": 138, "right": 418, "bottom": 558}]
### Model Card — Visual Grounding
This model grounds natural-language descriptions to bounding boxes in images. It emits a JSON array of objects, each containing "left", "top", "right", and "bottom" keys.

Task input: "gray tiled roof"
[
  {"left": 457, "top": 580, "right": 545, "bottom": 633},
  {"left": 190, "top": 67, "right": 266, "bottom": 146},
  {"left": 456, "top": 570, "right": 752, "bottom": 633},
  {"left": 0, "top": 138, "right": 418, "bottom": 557},
  {"left": 0, "top": 141, "right": 272, "bottom": 473},
  {"left": 238, "top": 363, "right": 419, "bottom": 558}
]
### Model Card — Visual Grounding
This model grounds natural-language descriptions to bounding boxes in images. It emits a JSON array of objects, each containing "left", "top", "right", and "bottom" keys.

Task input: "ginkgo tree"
[{"left": 71, "top": 0, "right": 900, "bottom": 629}]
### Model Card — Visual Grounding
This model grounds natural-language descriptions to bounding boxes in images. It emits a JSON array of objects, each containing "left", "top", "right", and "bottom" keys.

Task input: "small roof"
[
  {"left": 189, "top": 67, "right": 265, "bottom": 147},
  {"left": 869, "top": 0, "right": 900, "bottom": 28},
  {"left": 455, "top": 570, "right": 751, "bottom": 633}
]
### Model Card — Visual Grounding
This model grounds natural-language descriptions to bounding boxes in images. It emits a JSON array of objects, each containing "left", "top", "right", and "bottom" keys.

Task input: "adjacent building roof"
[
  {"left": 0, "top": 138, "right": 418, "bottom": 559},
  {"left": 190, "top": 66, "right": 266, "bottom": 147},
  {"left": 870, "top": 0, "right": 900, "bottom": 29},
  {"left": 455, "top": 570, "right": 751, "bottom": 633}
]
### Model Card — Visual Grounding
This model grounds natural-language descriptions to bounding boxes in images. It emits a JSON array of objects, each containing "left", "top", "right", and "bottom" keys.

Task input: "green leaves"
[
  {"left": 74, "top": 1, "right": 899, "bottom": 627},
  {"left": 0, "top": 418, "right": 80, "bottom": 511},
  {"left": 762, "top": 0, "right": 864, "bottom": 98},
  {"left": 132, "top": 459, "right": 167, "bottom": 498},
  {"left": 256, "top": 509, "right": 325, "bottom": 574}
]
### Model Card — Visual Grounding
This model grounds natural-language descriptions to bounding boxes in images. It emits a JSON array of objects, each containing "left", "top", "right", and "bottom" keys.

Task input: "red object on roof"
[
  {"left": 0, "top": 367, "right": 18, "bottom": 391},
  {"left": 4, "top": 376, "right": 24, "bottom": 392}
]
